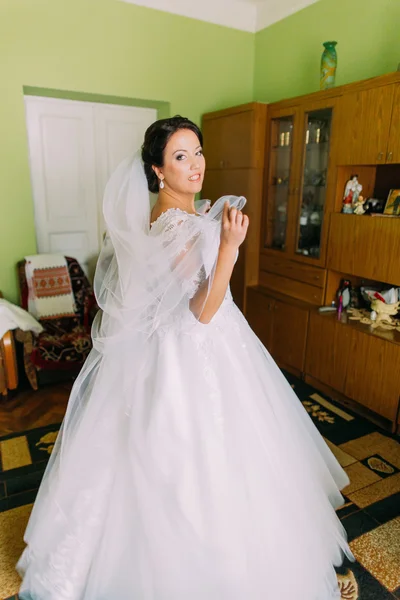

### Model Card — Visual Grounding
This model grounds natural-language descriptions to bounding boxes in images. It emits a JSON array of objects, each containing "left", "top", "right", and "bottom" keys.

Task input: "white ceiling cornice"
[
  {"left": 119, "top": 0, "right": 320, "bottom": 33},
  {"left": 256, "top": 0, "right": 319, "bottom": 32}
]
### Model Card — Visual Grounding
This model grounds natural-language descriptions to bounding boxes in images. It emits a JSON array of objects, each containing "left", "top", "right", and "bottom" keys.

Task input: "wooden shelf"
[{"left": 312, "top": 307, "right": 400, "bottom": 346}]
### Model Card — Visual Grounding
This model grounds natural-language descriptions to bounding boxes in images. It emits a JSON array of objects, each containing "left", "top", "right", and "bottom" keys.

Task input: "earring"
[{"left": 159, "top": 179, "right": 165, "bottom": 189}]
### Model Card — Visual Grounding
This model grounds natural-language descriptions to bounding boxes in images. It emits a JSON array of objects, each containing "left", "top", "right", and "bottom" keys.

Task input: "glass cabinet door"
[
  {"left": 296, "top": 108, "right": 333, "bottom": 258},
  {"left": 265, "top": 116, "right": 294, "bottom": 251}
]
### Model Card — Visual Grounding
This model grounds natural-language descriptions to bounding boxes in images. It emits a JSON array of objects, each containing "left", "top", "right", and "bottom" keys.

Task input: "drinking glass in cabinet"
[
  {"left": 266, "top": 116, "right": 294, "bottom": 250},
  {"left": 297, "top": 108, "right": 332, "bottom": 258}
]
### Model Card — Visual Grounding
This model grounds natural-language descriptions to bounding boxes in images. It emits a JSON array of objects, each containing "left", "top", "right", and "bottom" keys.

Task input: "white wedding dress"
[{"left": 17, "top": 158, "right": 353, "bottom": 600}]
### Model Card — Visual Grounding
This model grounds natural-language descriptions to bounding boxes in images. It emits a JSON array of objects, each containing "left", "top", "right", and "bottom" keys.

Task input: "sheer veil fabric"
[{"left": 17, "top": 154, "right": 353, "bottom": 600}]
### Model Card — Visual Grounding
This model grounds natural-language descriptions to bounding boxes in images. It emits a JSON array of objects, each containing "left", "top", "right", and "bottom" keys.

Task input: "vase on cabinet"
[{"left": 320, "top": 41, "right": 337, "bottom": 90}]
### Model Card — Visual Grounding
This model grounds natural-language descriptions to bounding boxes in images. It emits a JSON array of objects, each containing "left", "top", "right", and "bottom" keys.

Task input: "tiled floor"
[{"left": 286, "top": 373, "right": 400, "bottom": 599}]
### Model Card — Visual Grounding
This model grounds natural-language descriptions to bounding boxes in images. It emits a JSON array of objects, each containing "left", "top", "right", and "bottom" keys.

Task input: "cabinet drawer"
[
  {"left": 259, "top": 271, "right": 324, "bottom": 305},
  {"left": 260, "top": 254, "right": 326, "bottom": 288}
]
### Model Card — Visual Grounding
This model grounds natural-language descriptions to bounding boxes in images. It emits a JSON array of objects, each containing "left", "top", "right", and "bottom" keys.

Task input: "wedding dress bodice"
[{"left": 150, "top": 207, "right": 235, "bottom": 312}]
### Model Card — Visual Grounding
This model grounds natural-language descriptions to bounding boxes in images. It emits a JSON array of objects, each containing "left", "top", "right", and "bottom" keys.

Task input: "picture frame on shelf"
[{"left": 384, "top": 189, "right": 400, "bottom": 216}]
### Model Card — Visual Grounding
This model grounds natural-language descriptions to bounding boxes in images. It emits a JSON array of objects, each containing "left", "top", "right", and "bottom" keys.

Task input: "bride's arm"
[{"left": 190, "top": 202, "right": 248, "bottom": 324}]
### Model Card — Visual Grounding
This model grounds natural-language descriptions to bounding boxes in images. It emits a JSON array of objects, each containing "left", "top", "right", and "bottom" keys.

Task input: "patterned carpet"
[{"left": 0, "top": 373, "right": 399, "bottom": 599}]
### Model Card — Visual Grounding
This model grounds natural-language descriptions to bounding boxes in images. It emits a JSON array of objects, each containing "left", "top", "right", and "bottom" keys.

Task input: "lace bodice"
[
  {"left": 149, "top": 207, "right": 236, "bottom": 330},
  {"left": 150, "top": 207, "right": 200, "bottom": 232},
  {"left": 150, "top": 208, "right": 209, "bottom": 299}
]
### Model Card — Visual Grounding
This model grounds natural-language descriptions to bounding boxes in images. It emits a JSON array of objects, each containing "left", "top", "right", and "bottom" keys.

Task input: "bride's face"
[{"left": 155, "top": 129, "right": 205, "bottom": 196}]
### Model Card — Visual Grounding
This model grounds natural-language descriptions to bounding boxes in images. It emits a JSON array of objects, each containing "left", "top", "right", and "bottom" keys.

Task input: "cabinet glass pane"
[
  {"left": 296, "top": 108, "right": 333, "bottom": 258},
  {"left": 265, "top": 116, "right": 294, "bottom": 251}
]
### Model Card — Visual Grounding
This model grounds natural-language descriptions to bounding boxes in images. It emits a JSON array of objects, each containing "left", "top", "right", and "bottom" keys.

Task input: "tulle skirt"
[{"left": 17, "top": 299, "right": 353, "bottom": 600}]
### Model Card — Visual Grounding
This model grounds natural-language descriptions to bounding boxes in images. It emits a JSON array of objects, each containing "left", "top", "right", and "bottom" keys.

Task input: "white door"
[
  {"left": 24, "top": 96, "right": 157, "bottom": 278},
  {"left": 93, "top": 103, "right": 157, "bottom": 241}
]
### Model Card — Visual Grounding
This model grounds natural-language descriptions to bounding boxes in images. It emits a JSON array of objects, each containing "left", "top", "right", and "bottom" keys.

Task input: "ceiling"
[{"left": 118, "top": 0, "right": 320, "bottom": 32}]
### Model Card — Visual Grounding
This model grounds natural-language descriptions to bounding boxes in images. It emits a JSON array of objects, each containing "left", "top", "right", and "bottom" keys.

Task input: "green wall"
[
  {"left": 0, "top": 0, "right": 254, "bottom": 302},
  {"left": 254, "top": 0, "right": 400, "bottom": 103}
]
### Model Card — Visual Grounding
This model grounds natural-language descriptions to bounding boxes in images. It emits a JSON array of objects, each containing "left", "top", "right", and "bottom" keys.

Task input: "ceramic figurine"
[
  {"left": 370, "top": 299, "right": 400, "bottom": 326},
  {"left": 352, "top": 182, "right": 362, "bottom": 205},
  {"left": 353, "top": 195, "right": 365, "bottom": 215},
  {"left": 342, "top": 175, "right": 362, "bottom": 214},
  {"left": 342, "top": 176, "right": 356, "bottom": 213},
  {"left": 337, "top": 279, "right": 352, "bottom": 319}
]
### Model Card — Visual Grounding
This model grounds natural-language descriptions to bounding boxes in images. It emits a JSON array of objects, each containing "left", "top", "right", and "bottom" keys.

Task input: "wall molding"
[{"left": 118, "top": 0, "right": 320, "bottom": 33}]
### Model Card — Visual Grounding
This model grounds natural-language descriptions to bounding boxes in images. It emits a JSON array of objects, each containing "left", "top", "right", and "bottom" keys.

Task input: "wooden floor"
[{"left": 0, "top": 381, "right": 71, "bottom": 437}]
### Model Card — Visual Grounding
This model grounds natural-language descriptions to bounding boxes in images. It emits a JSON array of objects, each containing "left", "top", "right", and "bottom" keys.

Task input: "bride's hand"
[{"left": 220, "top": 201, "right": 249, "bottom": 249}]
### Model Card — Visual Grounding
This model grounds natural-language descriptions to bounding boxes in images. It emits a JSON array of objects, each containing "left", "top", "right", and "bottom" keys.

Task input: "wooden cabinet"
[
  {"left": 335, "top": 83, "right": 399, "bottom": 165},
  {"left": 345, "top": 330, "right": 400, "bottom": 421},
  {"left": 362, "top": 85, "right": 394, "bottom": 164},
  {"left": 271, "top": 300, "right": 309, "bottom": 372},
  {"left": 305, "top": 311, "right": 400, "bottom": 425},
  {"left": 246, "top": 287, "right": 309, "bottom": 374},
  {"left": 202, "top": 103, "right": 267, "bottom": 310},
  {"left": 262, "top": 106, "right": 299, "bottom": 255},
  {"left": 207, "top": 71, "right": 400, "bottom": 432},
  {"left": 333, "top": 89, "right": 367, "bottom": 165},
  {"left": 387, "top": 84, "right": 400, "bottom": 163},
  {"left": 203, "top": 106, "right": 266, "bottom": 170},
  {"left": 305, "top": 311, "right": 351, "bottom": 393},
  {"left": 262, "top": 97, "right": 338, "bottom": 269}
]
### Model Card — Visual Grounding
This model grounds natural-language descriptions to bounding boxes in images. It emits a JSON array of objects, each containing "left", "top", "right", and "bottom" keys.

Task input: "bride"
[{"left": 17, "top": 115, "right": 353, "bottom": 600}]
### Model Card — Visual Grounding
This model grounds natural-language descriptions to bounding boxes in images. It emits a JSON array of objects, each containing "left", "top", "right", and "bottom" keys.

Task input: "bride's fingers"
[
  {"left": 222, "top": 201, "right": 230, "bottom": 226},
  {"left": 235, "top": 210, "right": 244, "bottom": 225},
  {"left": 229, "top": 207, "right": 237, "bottom": 223}
]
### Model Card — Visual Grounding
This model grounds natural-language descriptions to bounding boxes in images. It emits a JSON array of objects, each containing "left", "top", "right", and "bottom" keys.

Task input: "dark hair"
[{"left": 141, "top": 115, "right": 203, "bottom": 193}]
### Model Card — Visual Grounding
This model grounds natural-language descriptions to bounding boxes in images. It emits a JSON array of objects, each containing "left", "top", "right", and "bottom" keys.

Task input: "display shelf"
[{"left": 312, "top": 306, "right": 400, "bottom": 346}]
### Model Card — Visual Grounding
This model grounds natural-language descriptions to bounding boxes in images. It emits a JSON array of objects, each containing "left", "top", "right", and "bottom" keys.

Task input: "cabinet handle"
[
  {"left": 387, "top": 151, "right": 393, "bottom": 162},
  {"left": 220, "top": 160, "right": 225, "bottom": 168},
  {"left": 377, "top": 151, "right": 383, "bottom": 161}
]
